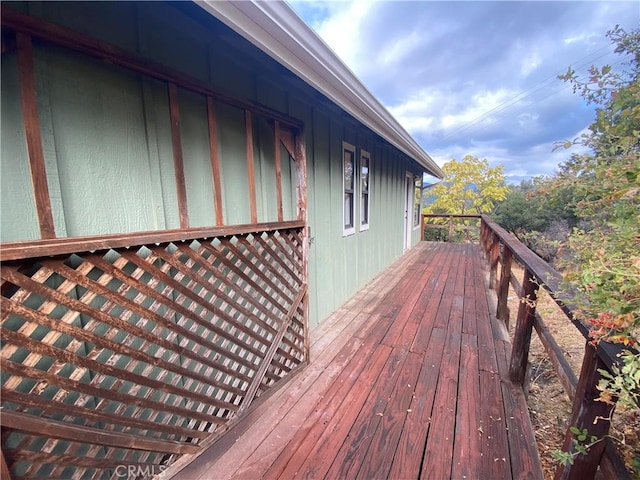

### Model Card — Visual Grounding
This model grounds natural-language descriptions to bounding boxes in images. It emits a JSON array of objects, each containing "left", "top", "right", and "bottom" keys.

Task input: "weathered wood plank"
[
  {"left": 16, "top": 32, "right": 55, "bottom": 239},
  {"left": 308, "top": 345, "right": 405, "bottom": 480},
  {"left": 0, "top": 410, "right": 198, "bottom": 455},
  {"left": 1, "top": 6, "right": 303, "bottom": 130},
  {"left": 244, "top": 110, "right": 258, "bottom": 224},
  {"left": 356, "top": 351, "right": 424, "bottom": 479},
  {"left": 509, "top": 268, "right": 539, "bottom": 385},
  {"left": 274, "top": 121, "right": 284, "bottom": 222},
  {"left": 168, "top": 83, "right": 189, "bottom": 229},
  {"left": 389, "top": 327, "right": 447, "bottom": 479},
  {"left": 479, "top": 368, "right": 513, "bottom": 479},
  {"left": 495, "top": 339, "right": 544, "bottom": 480},
  {"left": 421, "top": 331, "right": 462, "bottom": 478},
  {"left": 255, "top": 340, "right": 392, "bottom": 480},
  {"left": 0, "top": 220, "right": 304, "bottom": 262},
  {"left": 554, "top": 344, "right": 616, "bottom": 480},
  {"left": 206, "top": 96, "right": 224, "bottom": 226},
  {"left": 451, "top": 333, "right": 482, "bottom": 480}
]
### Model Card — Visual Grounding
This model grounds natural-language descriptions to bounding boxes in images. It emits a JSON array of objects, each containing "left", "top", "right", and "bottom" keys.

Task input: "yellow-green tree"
[{"left": 424, "top": 155, "right": 510, "bottom": 215}]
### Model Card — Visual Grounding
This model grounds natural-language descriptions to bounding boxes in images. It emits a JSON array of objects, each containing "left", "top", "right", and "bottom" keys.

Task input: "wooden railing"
[
  {"left": 422, "top": 214, "right": 634, "bottom": 480},
  {"left": 0, "top": 222, "right": 308, "bottom": 479},
  {"left": 421, "top": 214, "right": 481, "bottom": 242}
]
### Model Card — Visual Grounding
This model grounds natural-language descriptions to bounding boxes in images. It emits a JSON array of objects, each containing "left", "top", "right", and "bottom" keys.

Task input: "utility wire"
[{"left": 439, "top": 44, "right": 618, "bottom": 142}]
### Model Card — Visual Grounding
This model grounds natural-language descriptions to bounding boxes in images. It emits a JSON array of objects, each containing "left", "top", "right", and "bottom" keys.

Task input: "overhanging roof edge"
[{"left": 196, "top": 0, "right": 443, "bottom": 179}]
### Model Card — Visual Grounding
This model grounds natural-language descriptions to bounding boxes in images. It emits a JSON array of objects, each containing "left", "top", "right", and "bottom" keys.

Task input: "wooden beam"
[
  {"left": 168, "top": 82, "right": 189, "bottom": 228},
  {"left": 0, "top": 410, "right": 199, "bottom": 455},
  {"left": 294, "top": 128, "right": 310, "bottom": 362},
  {"left": 2, "top": 6, "right": 302, "bottom": 130},
  {"left": 0, "top": 219, "right": 304, "bottom": 261},
  {"left": 554, "top": 344, "right": 616, "bottom": 480},
  {"left": 274, "top": 121, "right": 284, "bottom": 222},
  {"left": 509, "top": 268, "right": 538, "bottom": 386},
  {"left": 238, "top": 285, "right": 307, "bottom": 414},
  {"left": 206, "top": 96, "right": 224, "bottom": 226},
  {"left": 532, "top": 312, "right": 578, "bottom": 398},
  {"left": 16, "top": 32, "right": 55, "bottom": 239},
  {"left": 496, "top": 247, "right": 513, "bottom": 328},
  {"left": 245, "top": 110, "right": 258, "bottom": 224},
  {"left": 1, "top": 448, "right": 11, "bottom": 480}
]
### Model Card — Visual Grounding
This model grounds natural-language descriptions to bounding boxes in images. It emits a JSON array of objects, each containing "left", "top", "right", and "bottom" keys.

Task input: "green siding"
[
  {"left": 1, "top": 1, "right": 428, "bottom": 329},
  {"left": 1, "top": 52, "right": 39, "bottom": 241}
]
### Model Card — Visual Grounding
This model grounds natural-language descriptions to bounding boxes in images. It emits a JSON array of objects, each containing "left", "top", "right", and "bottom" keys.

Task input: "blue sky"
[{"left": 287, "top": 0, "right": 639, "bottom": 184}]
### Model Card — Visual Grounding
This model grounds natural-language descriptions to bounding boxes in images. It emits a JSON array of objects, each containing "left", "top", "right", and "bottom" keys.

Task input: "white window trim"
[
  {"left": 359, "top": 149, "right": 371, "bottom": 232},
  {"left": 342, "top": 141, "right": 356, "bottom": 237},
  {"left": 413, "top": 175, "right": 422, "bottom": 230}
]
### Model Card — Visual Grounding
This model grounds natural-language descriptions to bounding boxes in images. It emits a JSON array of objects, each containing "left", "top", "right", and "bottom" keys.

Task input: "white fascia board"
[{"left": 196, "top": 0, "right": 443, "bottom": 179}]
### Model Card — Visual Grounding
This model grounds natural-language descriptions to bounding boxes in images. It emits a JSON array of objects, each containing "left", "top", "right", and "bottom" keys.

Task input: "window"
[
  {"left": 360, "top": 150, "right": 370, "bottom": 231},
  {"left": 343, "top": 142, "right": 356, "bottom": 236},
  {"left": 413, "top": 175, "right": 422, "bottom": 228}
]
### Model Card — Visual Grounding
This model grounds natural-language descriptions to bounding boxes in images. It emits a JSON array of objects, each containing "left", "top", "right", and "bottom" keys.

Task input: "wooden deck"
[{"left": 174, "top": 242, "right": 543, "bottom": 480}]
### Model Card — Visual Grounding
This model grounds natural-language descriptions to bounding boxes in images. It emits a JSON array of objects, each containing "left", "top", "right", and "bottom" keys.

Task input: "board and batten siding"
[{"left": 1, "top": 1, "right": 425, "bottom": 328}]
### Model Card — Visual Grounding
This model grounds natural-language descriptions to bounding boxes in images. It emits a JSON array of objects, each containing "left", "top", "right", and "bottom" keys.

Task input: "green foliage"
[
  {"left": 493, "top": 179, "right": 576, "bottom": 263},
  {"left": 424, "top": 155, "right": 510, "bottom": 215},
  {"left": 551, "top": 428, "right": 599, "bottom": 466},
  {"left": 548, "top": 26, "right": 640, "bottom": 448},
  {"left": 554, "top": 25, "right": 640, "bottom": 356}
]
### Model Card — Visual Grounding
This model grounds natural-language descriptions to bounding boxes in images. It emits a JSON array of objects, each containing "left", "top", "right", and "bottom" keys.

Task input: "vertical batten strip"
[
  {"left": 168, "top": 82, "right": 189, "bottom": 228},
  {"left": 16, "top": 32, "right": 56, "bottom": 239},
  {"left": 294, "top": 128, "right": 310, "bottom": 362},
  {"left": 245, "top": 110, "right": 258, "bottom": 224},
  {"left": 274, "top": 121, "right": 284, "bottom": 222},
  {"left": 207, "top": 97, "right": 224, "bottom": 226}
]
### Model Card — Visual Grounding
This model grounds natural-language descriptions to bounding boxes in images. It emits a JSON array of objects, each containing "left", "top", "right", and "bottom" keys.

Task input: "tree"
[
  {"left": 553, "top": 26, "right": 640, "bottom": 410},
  {"left": 424, "top": 155, "right": 510, "bottom": 215}
]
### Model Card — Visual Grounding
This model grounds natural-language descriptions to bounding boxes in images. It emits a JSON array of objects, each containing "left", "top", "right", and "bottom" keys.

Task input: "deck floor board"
[{"left": 176, "top": 242, "right": 543, "bottom": 480}]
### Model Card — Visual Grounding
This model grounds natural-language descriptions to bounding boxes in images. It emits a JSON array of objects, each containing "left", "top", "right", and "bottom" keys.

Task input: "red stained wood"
[
  {"left": 168, "top": 82, "right": 189, "bottom": 228},
  {"left": 274, "top": 121, "right": 284, "bottom": 222},
  {"left": 16, "top": 32, "right": 55, "bottom": 239},
  {"left": 497, "top": 246, "right": 513, "bottom": 327},
  {"left": 420, "top": 330, "right": 462, "bottom": 478},
  {"left": 206, "top": 96, "right": 224, "bottom": 226},
  {"left": 554, "top": 344, "right": 616, "bottom": 480},
  {"left": 1, "top": 225, "right": 308, "bottom": 479},
  {"left": 1, "top": 448, "right": 11, "bottom": 480},
  {"left": 176, "top": 243, "right": 543, "bottom": 480},
  {"left": 2, "top": 6, "right": 302, "bottom": 130},
  {"left": 0, "top": 219, "right": 304, "bottom": 261},
  {"left": 0, "top": 410, "right": 198, "bottom": 455},
  {"left": 509, "top": 268, "right": 539, "bottom": 385},
  {"left": 245, "top": 110, "right": 258, "bottom": 224}
]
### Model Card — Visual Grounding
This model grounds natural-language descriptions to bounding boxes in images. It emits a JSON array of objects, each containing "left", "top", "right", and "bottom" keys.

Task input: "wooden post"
[
  {"left": 1, "top": 448, "right": 12, "bottom": 480},
  {"left": 421, "top": 214, "right": 425, "bottom": 241},
  {"left": 509, "top": 268, "right": 538, "bottom": 386},
  {"left": 168, "top": 82, "right": 189, "bottom": 228},
  {"left": 17, "top": 32, "right": 56, "bottom": 239},
  {"left": 489, "top": 234, "right": 500, "bottom": 290},
  {"left": 496, "top": 247, "right": 513, "bottom": 328},
  {"left": 554, "top": 344, "right": 616, "bottom": 480},
  {"left": 448, "top": 215, "right": 453, "bottom": 242}
]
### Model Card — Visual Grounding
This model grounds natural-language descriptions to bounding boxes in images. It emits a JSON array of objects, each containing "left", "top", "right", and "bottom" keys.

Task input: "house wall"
[{"left": 1, "top": 1, "right": 426, "bottom": 328}]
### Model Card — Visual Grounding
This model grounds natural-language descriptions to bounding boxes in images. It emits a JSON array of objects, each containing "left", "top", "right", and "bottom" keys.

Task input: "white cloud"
[
  {"left": 289, "top": 0, "right": 639, "bottom": 181},
  {"left": 312, "top": 0, "right": 378, "bottom": 76}
]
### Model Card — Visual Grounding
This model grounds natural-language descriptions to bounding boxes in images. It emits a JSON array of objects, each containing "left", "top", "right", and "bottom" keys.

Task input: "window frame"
[
  {"left": 342, "top": 142, "right": 357, "bottom": 236},
  {"left": 413, "top": 175, "right": 422, "bottom": 229},
  {"left": 359, "top": 149, "right": 371, "bottom": 231}
]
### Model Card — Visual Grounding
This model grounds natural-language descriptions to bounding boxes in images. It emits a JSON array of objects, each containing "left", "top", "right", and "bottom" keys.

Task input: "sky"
[{"left": 287, "top": 0, "right": 639, "bottom": 184}]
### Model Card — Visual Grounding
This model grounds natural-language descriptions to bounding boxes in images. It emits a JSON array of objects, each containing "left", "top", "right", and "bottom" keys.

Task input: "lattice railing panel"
[{"left": 0, "top": 226, "right": 307, "bottom": 479}]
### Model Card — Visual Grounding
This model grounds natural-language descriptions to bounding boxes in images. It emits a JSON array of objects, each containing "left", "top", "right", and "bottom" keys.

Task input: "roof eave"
[{"left": 196, "top": 0, "right": 443, "bottom": 179}]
